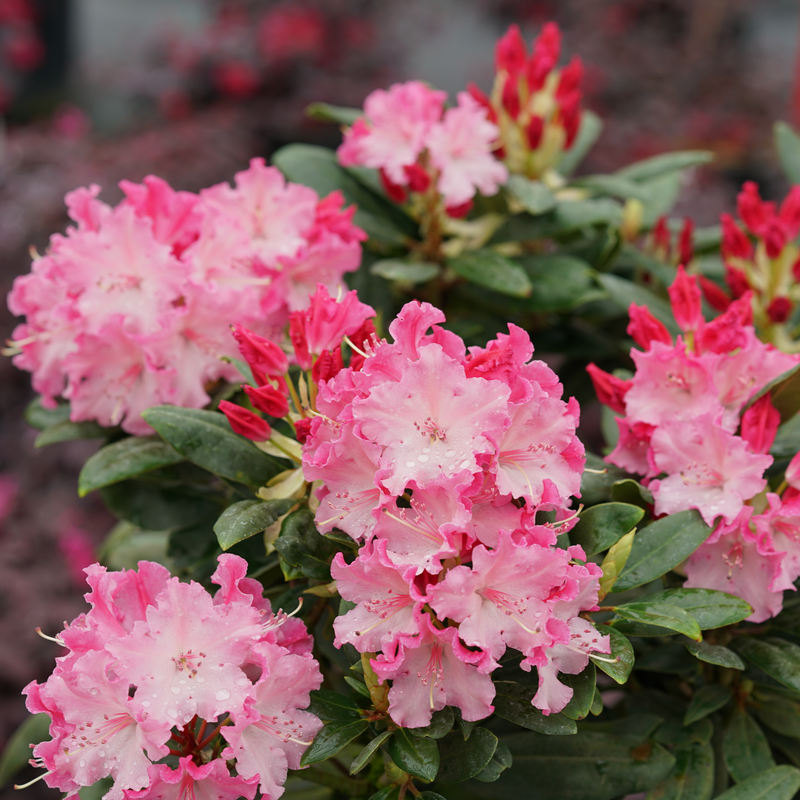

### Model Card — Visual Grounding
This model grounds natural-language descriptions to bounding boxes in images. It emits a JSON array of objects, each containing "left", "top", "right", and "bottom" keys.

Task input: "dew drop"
[
  {"left": 141, "top": 700, "right": 151, "bottom": 708},
  {"left": 459, "top": 459, "right": 471, "bottom": 469},
  {"left": 98, "top": 750, "right": 105, "bottom": 757},
  {"left": 89, "top": 689, "right": 98, "bottom": 696},
  {"left": 171, "top": 686, "right": 181, "bottom": 695},
  {"left": 422, "top": 447, "right": 431, "bottom": 454},
  {"left": 197, "top": 677, "right": 205, "bottom": 684},
  {"left": 167, "top": 709, "right": 178, "bottom": 719},
  {"left": 417, "top": 454, "right": 429, "bottom": 463},
  {"left": 405, "top": 460, "right": 416, "bottom": 468},
  {"left": 215, "top": 689, "right": 231, "bottom": 701},
  {"left": 104, "top": 762, "right": 111, "bottom": 770},
  {"left": 444, "top": 449, "right": 455, "bottom": 458},
  {"left": 235, "top": 678, "right": 249, "bottom": 687},
  {"left": 79, "top": 760, "right": 86, "bottom": 768},
  {"left": 152, "top": 693, "right": 158, "bottom": 699}
]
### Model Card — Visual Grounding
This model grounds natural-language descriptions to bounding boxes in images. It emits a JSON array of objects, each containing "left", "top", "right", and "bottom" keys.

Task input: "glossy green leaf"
[
  {"left": 612, "top": 602, "right": 702, "bottom": 642},
  {"left": 683, "top": 640, "right": 745, "bottom": 670},
  {"left": 570, "top": 502, "right": 644, "bottom": 557},
  {"left": 561, "top": 663, "right": 597, "bottom": 721},
  {"left": 752, "top": 363, "right": 800, "bottom": 424},
  {"left": 474, "top": 740, "right": 513, "bottom": 783},
  {"left": 419, "top": 794, "right": 448, "bottom": 800},
  {"left": 723, "top": 710, "right": 775, "bottom": 783},
  {"left": 409, "top": 707, "right": 455, "bottom": 740},
  {"left": 752, "top": 691, "right": 800, "bottom": 738},
  {"left": 616, "top": 150, "right": 714, "bottom": 182},
  {"left": 775, "top": 121, "right": 800, "bottom": 184},
  {"left": 653, "top": 717, "right": 714, "bottom": 748},
  {"left": 0, "top": 713, "right": 49, "bottom": 787},
  {"left": 274, "top": 508, "right": 337, "bottom": 582},
  {"left": 493, "top": 682, "right": 577, "bottom": 734},
  {"left": 581, "top": 453, "right": 627, "bottom": 506},
  {"left": 645, "top": 588, "right": 752, "bottom": 630},
  {"left": 35, "top": 419, "right": 108, "bottom": 447},
  {"left": 78, "top": 436, "right": 184, "bottom": 496},
  {"left": 142, "top": 406, "right": 284, "bottom": 487},
  {"left": 636, "top": 641, "right": 698, "bottom": 673},
  {"left": 388, "top": 729, "right": 439, "bottom": 782},
  {"left": 300, "top": 719, "right": 369, "bottom": 766},
  {"left": 505, "top": 175, "right": 556, "bottom": 214},
  {"left": 571, "top": 174, "right": 649, "bottom": 201},
  {"left": 448, "top": 250, "right": 532, "bottom": 298},
  {"left": 597, "top": 273, "right": 679, "bottom": 336},
  {"left": 435, "top": 728, "right": 499, "bottom": 784},
  {"left": 368, "top": 787, "right": 399, "bottom": 800},
  {"left": 305, "top": 101, "right": 361, "bottom": 126},
  {"left": 350, "top": 731, "right": 392, "bottom": 775},
  {"left": 611, "top": 478, "right": 654, "bottom": 509},
  {"left": 24, "top": 397, "right": 71, "bottom": 430},
  {"left": 307, "top": 688, "right": 361, "bottom": 722},
  {"left": 613, "top": 510, "right": 712, "bottom": 592},
  {"left": 213, "top": 498, "right": 295, "bottom": 550},
  {"left": 646, "top": 741, "right": 714, "bottom": 800},
  {"left": 558, "top": 110, "right": 603, "bottom": 176},
  {"left": 591, "top": 624, "right": 635, "bottom": 684},
  {"left": 519, "top": 254, "right": 595, "bottom": 312},
  {"left": 684, "top": 685, "right": 733, "bottom": 726},
  {"left": 342, "top": 676, "right": 370, "bottom": 699},
  {"left": 771, "top": 412, "right": 800, "bottom": 458},
  {"left": 714, "top": 766, "right": 800, "bottom": 800},
  {"left": 639, "top": 172, "right": 683, "bottom": 228},
  {"left": 370, "top": 259, "right": 439, "bottom": 284},
  {"left": 599, "top": 529, "right": 635, "bottom": 597},
  {"left": 732, "top": 637, "right": 800, "bottom": 693}
]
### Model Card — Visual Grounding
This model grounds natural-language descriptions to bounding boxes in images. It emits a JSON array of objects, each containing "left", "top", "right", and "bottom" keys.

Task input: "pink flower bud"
[
  {"left": 627, "top": 303, "right": 672, "bottom": 349},
  {"left": 698, "top": 275, "right": 730, "bottom": 313},
  {"left": 445, "top": 198, "right": 473, "bottom": 218},
  {"left": 586, "top": 363, "right": 631, "bottom": 414},
  {"left": 232, "top": 326, "right": 288, "bottom": 386},
  {"left": 219, "top": 400, "right": 271, "bottom": 441},
  {"left": 737, "top": 181, "right": 775, "bottom": 235},
  {"left": 780, "top": 185, "right": 800, "bottom": 238},
  {"left": 526, "top": 115, "right": 544, "bottom": 150},
  {"left": 668, "top": 265, "right": 703, "bottom": 332},
  {"left": 767, "top": 295, "right": 793, "bottom": 324},
  {"left": 243, "top": 384, "right": 290, "bottom": 418},
  {"left": 678, "top": 218, "right": 694, "bottom": 266},
  {"left": 495, "top": 24, "right": 527, "bottom": 76},
  {"left": 379, "top": 168, "right": 408, "bottom": 204},
  {"left": 404, "top": 163, "right": 431, "bottom": 193},
  {"left": 763, "top": 217, "right": 789, "bottom": 259},
  {"left": 725, "top": 263, "right": 750, "bottom": 299},
  {"left": 501, "top": 74, "right": 521, "bottom": 119},
  {"left": 651, "top": 216, "right": 671, "bottom": 254},
  {"left": 721, "top": 213, "right": 753, "bottom": 260},
  {"left": 740, "top": 393, "right": 780, "bottom": 455}
]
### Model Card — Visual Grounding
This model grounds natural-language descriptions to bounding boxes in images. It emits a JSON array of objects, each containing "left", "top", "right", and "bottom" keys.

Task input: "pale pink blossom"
[{"left": 126, "top": 757, "right": 258, "bottom": 800}]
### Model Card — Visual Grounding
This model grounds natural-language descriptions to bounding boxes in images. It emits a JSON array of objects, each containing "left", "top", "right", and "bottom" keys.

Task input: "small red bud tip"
[
  {"left": 652, "top": 216, "right": 671, "bottom": 253},
  {"left": 501, "top": 74, "right": 521, "bottom": 119},
  {"left": 495, "top": 24, "right": 527, "bottom": 76},
  {"left": 526, "top": 115, "right": 544, "bottom": 150},
  {"left": 668, "top": 265, "right": 703, "bottom": 332},
  {"left": 556, "top": 56, "right": 583, "bottom": 101},
  {"left": 698, "top": 275, "right": 731, "bottom": 313},
  {"left": 678, "top": 217, "right": 694, "bottom": 266},
  {"left": 294, "top": 417, "right": 313, "bottom": 444},
  {"left": 720, "top": 213, "right": 753, "bottom": 260},
  {"left": 312, "top": 348, "right": 344, "bottom": 384},
  {"left": 445, "top": 199, "right": 473, "bottom": 219},
  {"left": 779, "top": 185, "right": 800, "bottom": 238},
  {"left": 736, "top": 181, "right": 775, "bottom": 236},
  {"left": 379, "top": 168, "right": 408, "bottom": 204},
  {"left": 231, "top": 325, "right": 288, "bottom": 385},
  {"left": 403, "top": 162, "right": 431, "bottom": 193},
  {"left": 219, "top": 400, "right": 271, "bottom": 441},
  {"left": 762, "top": 217, "right": 789, "bottom": 259},
  {"left": 740, "top": 394, "right": 780, "bottom": 455},
  {"left": 725, "top": 264, "right": 750, "bottom": 299},
  {"left": 627, "top": 303, "right": 672, "bottom": 350},
  {"left": 586, "top": 363, "right": 631, "bottom": 414},
  {"left": 767, "top": 295, "right": 793, "bottom": 324},
  {"left": 243, "top": 384, "right": 290, "bottom": 418},
  {"left": 532, "top": 21, "right": 561, "bottom": 65}
]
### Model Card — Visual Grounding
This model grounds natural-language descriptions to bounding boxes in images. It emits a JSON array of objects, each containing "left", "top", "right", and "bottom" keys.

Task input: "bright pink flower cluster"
[
  {"left": 589, "top": 267, "right": 800, "bottom": 621},
  {"left": 7, "top": 159, "right": 365, "bottom": 434},
  {"left": 337, "top": 80, "right": 508, "bottom": 215},
  {"left": 302, "top": 300, "right": 608, "bottom": 725},
  {"left": 23, "top": 555, "right": 322, "bottom": 800}
]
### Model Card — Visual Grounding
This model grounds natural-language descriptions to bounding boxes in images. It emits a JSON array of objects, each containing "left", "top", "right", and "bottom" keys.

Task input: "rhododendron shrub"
[
  {"left": 23, "top": 555, "right": 322, "bottom": 800},
  {"left": 7, "top": 159, "right": 364, "bottom": 434}
]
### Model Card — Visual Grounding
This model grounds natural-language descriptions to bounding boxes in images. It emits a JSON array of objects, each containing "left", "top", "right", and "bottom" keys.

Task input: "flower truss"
[
  {"left": 589, "top": 267, "right": 800, "bottom": 621},
  {"left": 6, "top": 159, "right": 365, "bottom": 434},
  {"left": 223, "top": 286, "right": 610, "bottom": 727},
  {"left": 23, "top": 555, "right": 322, "bottom": 800}
]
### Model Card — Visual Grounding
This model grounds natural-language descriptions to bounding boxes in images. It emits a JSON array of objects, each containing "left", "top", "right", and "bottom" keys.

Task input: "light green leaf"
[
  {"left": 448, "top": 249, "right": 532, "bottom": 298},
  {"left": 591, "top": 624, "right": 635, "bottom": 684},
  {"left": 0, "top": 714, "right": 50, "bottom": 787},
  {"left": 645, "top": 588, "right": 752, "bottom": 630},
  {"left": 611, "top": 602, "right": 702, "bottom": 642},
  {"left": 505, "top": 175, "right": 556, "bottom": 214},
  {"left": 23, "top": 397, "right": 71, "bottom": 430},
  {"left": 570, "top": 502, "right": 644, "bottom": 557},
  {"left": 305, "top": 102, "right": 361, "bottom": 126},
  {"left": 748, "top": 363, "right": 800, "bottom": 425},
  {"left": 35, "top": 419, "right": 108, "bottom": 447},
  {"left": 599, "top": 529, "right": 636, "bottom": 597},
  {"left": 570, "top": 174, "right": 650, "bottom": 201},
  {"left": 350, "top": 731, "right": 392, "bottom": 775},
  {"left": 714, "top": 766, "right": 800, "bottom": 800},
  {"left": 370, "top": 259, "right": 439, "bottom": 284},
  {"left": 775, "top": 121, "right": 800, "bottom": 184},
  {"left": 616, "top": 150, "right": 714, "bottom": 182},
  {"left": 519, "top": 254, "right": 595, "bottom": 311}
]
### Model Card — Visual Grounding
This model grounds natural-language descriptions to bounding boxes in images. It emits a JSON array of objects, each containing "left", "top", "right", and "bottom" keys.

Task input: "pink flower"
[{"left": 126, "top": 756, "right": 258, "bottom": 800}]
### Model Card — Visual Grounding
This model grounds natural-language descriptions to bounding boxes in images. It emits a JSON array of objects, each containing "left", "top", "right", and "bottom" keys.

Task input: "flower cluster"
[
  {"left": 337, "top": 80, "right": 508, "bottom": 216},
  {"left": 468, "top": 22, "right": 583, "bottom": 179},
  {"left": 589, "top": 267, "right": 800, "bottom": 621},
  {"left": 291, "top": 298, "right": 609, "bottom": 726},
  {"left": 24, "top": 555, "right": 322, "bottom": 800},
  {"left": 7, "top": 159, "right": 365, "bottom": 434},
  {"left": 714, "top": 181, "right": 800, "bottom": 345}
]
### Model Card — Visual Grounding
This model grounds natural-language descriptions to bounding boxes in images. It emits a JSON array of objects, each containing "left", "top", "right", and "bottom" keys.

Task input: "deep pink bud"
[
  {"left": 379, "top": 168, "right": 408, "bottom": 204},
  {"left": 696, "top": 292, "right": 753, "bottom": 354},
  {"left": 532, "top": 21, "right": 561, "bottom": 65},
  {"left": 467, "top": 82, "right": 492, "bottom": 110},
  {"left": 294, "top": 417, "right": 313, "bottom": 444},
  {"left": 219, "top": 400, "right": 271, "bottom": 441},
  {"left": 721, "top": 213, "right": 753, "bottom": 260},
  {"left": 312, "top": 348, "right": 344, "bottom": 384},
  {"left": 586, "top": 363, "right": 631, "bottom": 414},
  {"left": 740, "top": 393, "right": 780, "bottom": 455},
  {"left": 698, "top": 275, "right": 731, "bottom": 313},
  {"left": 627, "top": 303, "right": 672, "bottom": 350},
  {"left": 232, "top": 325, "right": 288, "bottom": 386},
  {"left": 793, "top": 256, "right": 800, "bottom": 283},
  {"left": 556, "top": 57, "right": 583, "bottom": 101},
  {"left": 725, "top": 263, "right": 750, "bottom": 299},
  {"left": 526, "top": 115, "right": 544, "bottom": 150},
  {"left": 786, "top": 451, "right": 800, "bottom": 490},
  {"left": 445, "top": 199, "right": 473, "bottom": 219},
  {"left": 737, "top": 181, "right": 774, "bottom": 235},
  {"left": 244, "top": 384, "right": 290, "bottom": 418},
  {"left": 767, "top": 295, "right": 793, "bottom": 324},
  {"left": 501, "top": 74, "right": 521, "bottom": 119},
  {"left": 496, "top": 24, "right": 527, "bottom": 75},
  {"left": 780, "top": 186, "right": 800, "bottom": 238},
  {"left": 763, "top": 217, "right": 789, "bottom": 259},
  {"left": 651, "top": 216, "right": 671, "bottom": 254},
  {"left": 559, "top": 92, "right": 581, "bottom": 147},
  {"left": 678, "top": 218, "right": 694, "bottom": 266},
  {"left": 526, "top": 52, "right": 555, "bottom": 92},
  {"left": 404, "top": 163, "right": 431, "bottom": 193},
  {"left": 668, "top": 265, "right": 703, "bottom": 332}
]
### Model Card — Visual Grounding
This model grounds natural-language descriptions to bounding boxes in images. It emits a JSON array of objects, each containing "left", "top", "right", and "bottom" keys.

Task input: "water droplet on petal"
[
  {"left": 89, "top": 689, "right": 98, "bottom": 696},
  {"left": 235, "top": 678, "right": 249, "bottom": 687},
  {"left": 171, "top": 686, "right": 181, "bottom": 695},
  {"left": 141, "top": 700, "right": 151, "bottom": 708},
  {"left": 79, "top": 760, "right": 85, "bottom": 768},
  {"left": 406, "top": 461, "right": 415, "bottom": 468},
  {"left": 197, "top": 677, "right": 205, "bottom": 684},
  {"left": 215, "top": 689, "right": 231, "bottom": 701},
  {"left": 459, "top": 459, "right": 471, "bottom": 469},
  {"left": 417, "top": 454, "right": 429, "bottom": 463},
  {"left": 444, "top": 449, "right": 455, "bottom": 458},
  {"left": 167, "top": 709, "right": 178, "bottom": 719}
]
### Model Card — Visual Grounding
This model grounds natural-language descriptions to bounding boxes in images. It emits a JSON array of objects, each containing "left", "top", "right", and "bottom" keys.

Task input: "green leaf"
[
  {"left": 300, "top": 719, "right": 369, "bottom": 766},
  {"left": 350, "top": 731, "right": 392, "bottom": 775},
  {"left": 714, "top": 766, "right": 800, "bottom": 800},
  {"left": 370, "top": 259, "right": 439, "bottom": 284},
  {"left": 635, "top": 642, "right": 698, "bottom": 674},
  {"left": 732, "top": 637, "right": 800, "bottom": 693},
  {"left": 775, "top": 121, "right": 800, "bottom": 184},
  {"left": 368, "top": 788, "right": 399, "bottom": 800},
  {"left": 435, "top": 728, "right": 499, "bottom": 784},
  {"left": 684, "top": 685, "right": 733, "bottom": 726},
  {"left": 35, "top": 419, "right": 108, "bottom": 447},
  {"left": 561, "top": 663, "right": 597, "bottom": 721},
  {"left": 419, "top": 794, "right": 448, "bottom": 800},
  {"left": 597, "top": 273, "right": 679, "bottom": 336},
  {"left": 653, "top": 717, "right": 714, "bottom": 747},
  {"left": 581, "top": 453, "right": 627, "bottom": 506},
  {"left": 646, "top": 741, "right": 714, "bottom": 800},
  {"left": 272, "top": 144, "right": 417, "bottom": 244},
  {"left": 342, "top": 676, "right": 371, "bottom": 699},
  {"left": 486, "top": 729, "right": 675, "bottom": 800},
  {"left": 771, "top": 412, "right": 800, "bottom": 458},
  {"left": 612, "top": 602, "right": 702, "bottom": 642},
  {"left": 752, "top": 690, "right": 800, "bottom": 738},
  {"left": 616, "top": 150, "right": 714, "bottom": 182},
  {"left": 78, "top": 436, "right": 184, "bottom": 496},
  {"left": 493, "top": 682, "right": 577, "bottom": 735},
  {"left": 570, "top": 174, "right": 650, "bottom": 201},
  {"left": 24, "top": 397, "right": 71, "bottom": 430},
  {"left": 749, "top": 363, "right": 800, "bottom": 425},
  {"left": 142, "top": 406, "right": 284, "bottom": 487},
  {"left": 0, "top": 713, "right": 49, "bottom": 787},
  {"left": 645, "top": 588, "right": 752, "bottom": 630},
  {"left": 723, "top": 709, "right": 775, "bottom": 783},
  {"left": 557, "top": 110, "right": 603, "bottom": 177},
  {"left": 307, "top": 688, "right": 361, "bottom": 722},
  {"left": 570, "top": 502, "right": 644, "bottom": 557},
  {"left": 474, "top": 740, "right": 513, "bottom": 783},
  {"left": 274, "top": 508, "right": 337, "bottom": 581},
  {"left": 684, "top": 640, "right": 745, "bottom": 670},
  {"left": 519, "top": 254, "right": 595, "bottom": 312},
  {"left": 639, "top": 172, "right": 683, "bottom": 228},
  {"left": 409, "top": 707, "right": 454, "bottom": 740},
  {"left": 599, "top": 529, "right": 635, "bottom": 597},
  {"left": 305, "top": 101, "right": 361, "bottom": 126},
  {"left": 591, "top": 624, "right": 635, "bottom": 684},
  {"left": 505, "top": 175, "right": 556, "bottom": 214},
  {"left": 388, "top": 729, "right": 439, "bottom": 782},
  {"left": 213, "top": 498, "right": 295, "bottom": 550},
  {"left": 448, "top": 249, "right": 532, "bottom": 298},
  {"left": 613, "top": 510, "right": 712, "bottom": 592}
]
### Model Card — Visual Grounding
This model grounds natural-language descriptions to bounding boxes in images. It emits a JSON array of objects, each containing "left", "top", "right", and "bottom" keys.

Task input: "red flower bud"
[
  {"left": 721, "top": 213, "right": 753, "bottom": 260},
  {"left": 501, "top": 74, "right": 521, "bottom": 119},
  {"left": 379, "top": 168, "right": 408, "bottom": 204},
  {"left": 678, "top": 217, "right": 694, "bottom": 266},
  {"left": 556, "top": 57, "right": 583, "bottom": 101},
  {"left": 627, "top": 303, "right": 672, "bottom": 350},
  {"left": 740, "top": 393, "right": 780, "bottom": 455},
  {"left": 762, "top": 217, "right": 789, "bottom": 259},
  {"left": 526, "top": 115, "right": 544, "bottom": 150},
  {"left": 231, "top": 325, "right": 288, "bottom": 386},
  {"left": 496, "top": 24, "right": 527, "bottom": 76},
  {"left": 586, "top": 363, "right": 631, "bottom": 414},
  {"left": 532, "top": 21, "right": 561, "bottom": 65},
  {"left": 651, "top": 216, "right": 670, "bottom": 254},
  {"left": 219, "top": 400, "right": 271, "bottom": 441},
  {"left": 696, "top": 292, "right": 753, "bottom": 355},
  {"left": 348, "top": 318, "right": 377, "bottom": 372},
  {"left": 725, "top": 263, "right": 749, "bottom": 299},
  {"left": 767, "top": 295, "right": 793, "bottom": 324},
  {"left": 668, "top": 265, "right": 703, "bottom": 332},
  {"left": 244, "top": 384, "right": 290, "bottom": 418},
  {"left": 294, "top": 417, "right": 313, "bottom": 444},
  {"left": 736, "top": 181, "right": 775, "bottom": 235},
  {"left": 780, "top": 185, "right": 800, "bottom": 238},
  {"left": 404, "top": 163, "right": 431, "bottom": 193},
  {"left": 445, "top": 199, "right": 473, "bottom": 219},
  {"left": 698, "top": 275, "right": 731, "bottom": 313}
]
